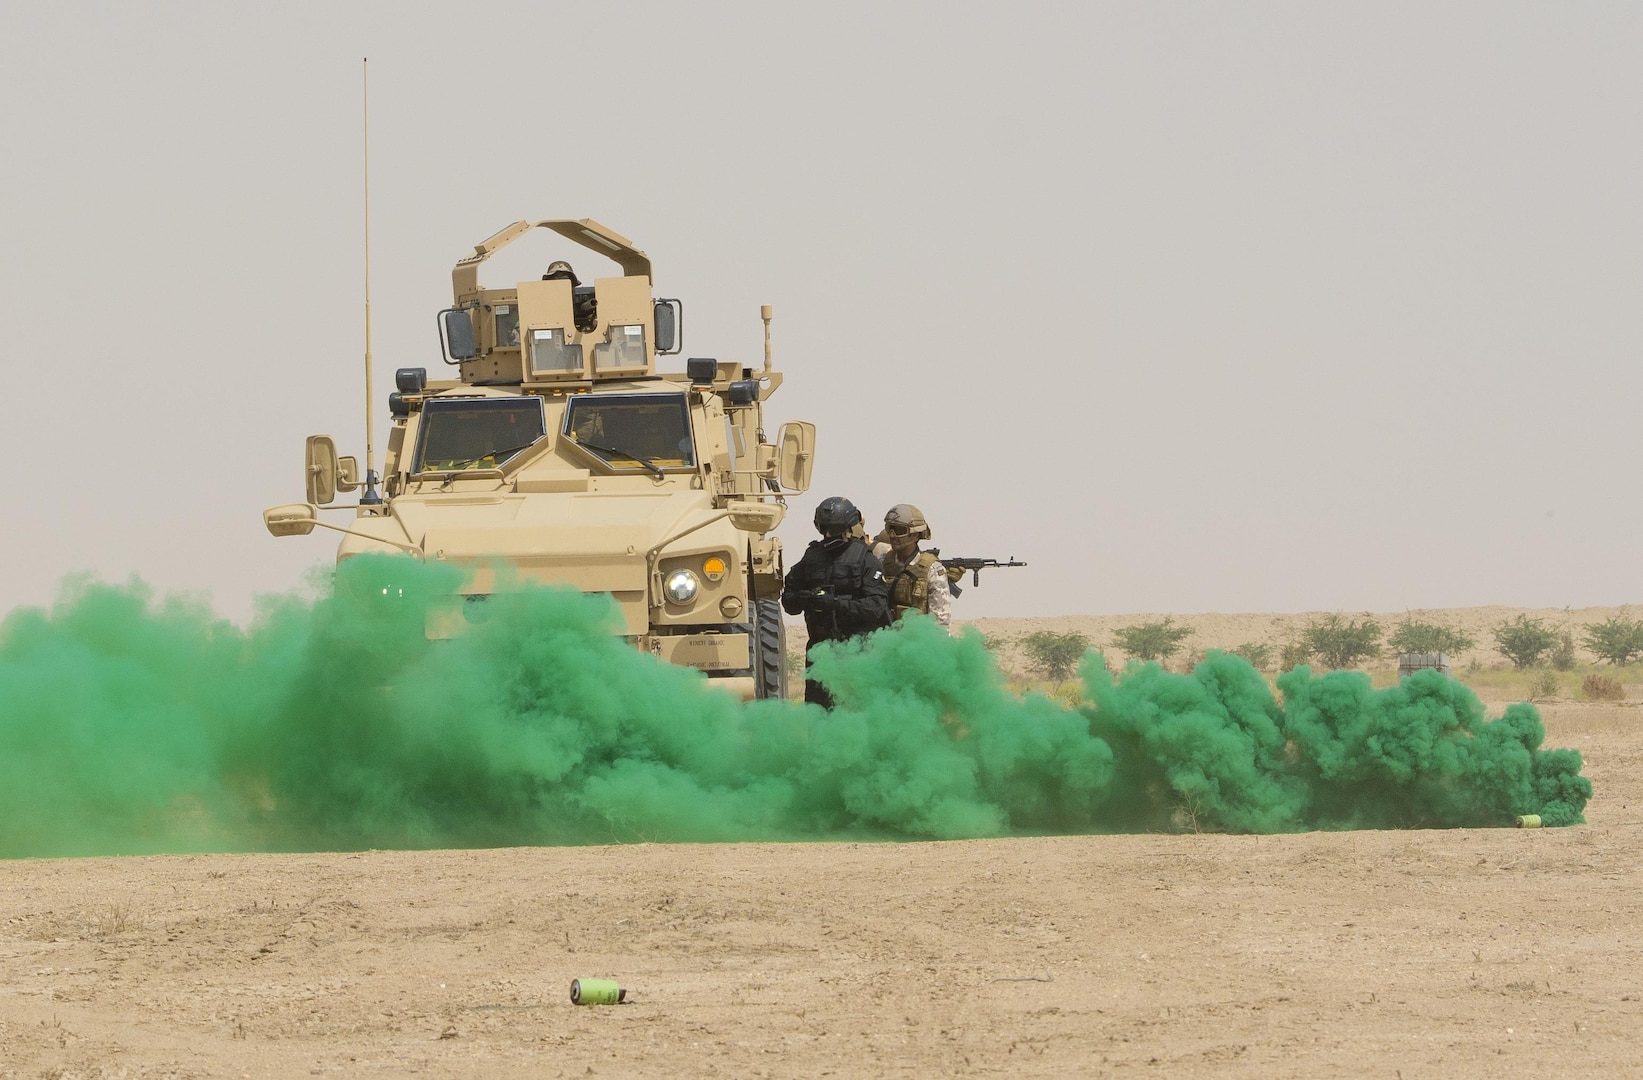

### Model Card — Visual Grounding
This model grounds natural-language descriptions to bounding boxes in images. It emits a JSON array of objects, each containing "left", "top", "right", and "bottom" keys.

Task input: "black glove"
[{"left": 808, "top": 588, "right": 836, "bottom": 613}]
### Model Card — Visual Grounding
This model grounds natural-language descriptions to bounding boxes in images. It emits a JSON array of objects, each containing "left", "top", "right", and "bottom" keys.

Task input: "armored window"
[
  {"left": 529, "top": 327, "right": 583, "bottom": 375},
  {"left": 493, "top": 305, "right": 520, "bottom": 348},
  {"left": 412, "top": 397, "right": 546, "bottom": 474},
  {"left": 593, "top": 324, "right": 648, "bottom": 372},
  {"left": 563, "top": 393, "right": 694, "bottom": 471}
]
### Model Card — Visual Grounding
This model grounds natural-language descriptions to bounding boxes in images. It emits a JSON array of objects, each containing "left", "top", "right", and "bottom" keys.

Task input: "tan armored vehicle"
[{"left": 263, "top": 219, "right": 814, "bottom": 699}]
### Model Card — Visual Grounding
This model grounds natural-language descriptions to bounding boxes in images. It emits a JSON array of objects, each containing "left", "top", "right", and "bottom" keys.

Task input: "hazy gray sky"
[{"left": 1, "top": 2, "right": 1638, "bottom": 623}]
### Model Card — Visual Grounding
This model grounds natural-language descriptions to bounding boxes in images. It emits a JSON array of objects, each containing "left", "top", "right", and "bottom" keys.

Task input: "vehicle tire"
[{"left": 750, "top": 597, "right": 789, "bottom": 700}]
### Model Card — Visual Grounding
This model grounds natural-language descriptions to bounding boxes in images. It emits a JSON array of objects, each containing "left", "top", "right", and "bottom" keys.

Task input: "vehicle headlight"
[{"left": 664, "top": 569, "right": 700, "bottom": 604}]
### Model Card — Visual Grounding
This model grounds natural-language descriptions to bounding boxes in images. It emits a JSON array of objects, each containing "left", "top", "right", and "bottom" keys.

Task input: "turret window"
[
  {"left": 529, "top": 327, "right": 582, "bottom": 375},
  {"left": 593, "top": 324, "right": 647, "bottom": 372}
]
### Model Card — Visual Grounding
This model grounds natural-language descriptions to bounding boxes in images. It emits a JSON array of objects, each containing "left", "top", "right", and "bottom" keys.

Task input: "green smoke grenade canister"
[{"left": 570, "top": 978, "right": 627, "bottom": 1005}]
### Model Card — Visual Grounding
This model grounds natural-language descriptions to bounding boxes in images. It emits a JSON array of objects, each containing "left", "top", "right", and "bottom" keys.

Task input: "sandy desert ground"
[{"left": 3, "top": 608, "right": 1641, "bottom": 1079}]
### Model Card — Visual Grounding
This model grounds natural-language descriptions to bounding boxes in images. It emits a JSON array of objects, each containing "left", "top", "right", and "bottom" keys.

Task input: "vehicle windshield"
[
  {"left": 563, "top": 393, "right": 695, "bottom": 471},
  {"left": 413, "top": 397, "right": 546, "bottom": 473}
]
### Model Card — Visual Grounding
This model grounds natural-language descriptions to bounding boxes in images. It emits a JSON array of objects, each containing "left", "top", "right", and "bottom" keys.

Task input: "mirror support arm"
[
  {"left": 307, "top": 517, "right": 423, "bottom": 554},
  {"left": 645, "top": 511, "right": 731, "bottom": 564}
]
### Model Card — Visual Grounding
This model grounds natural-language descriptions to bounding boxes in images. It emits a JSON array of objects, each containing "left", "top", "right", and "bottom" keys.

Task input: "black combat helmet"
[{"left": 813, "top": 496, "right": 862, "bottom": 535}]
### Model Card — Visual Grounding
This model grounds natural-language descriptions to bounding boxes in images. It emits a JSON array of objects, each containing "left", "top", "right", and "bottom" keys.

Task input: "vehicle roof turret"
[{"left": 439, "top": 218, "right": 672, "bottom": 388}]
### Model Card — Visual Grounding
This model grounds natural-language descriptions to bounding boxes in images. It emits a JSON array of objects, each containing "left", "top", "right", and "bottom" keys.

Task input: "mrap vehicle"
[{"left": 263, "top": 218, "right": 815, "bottom": 700}]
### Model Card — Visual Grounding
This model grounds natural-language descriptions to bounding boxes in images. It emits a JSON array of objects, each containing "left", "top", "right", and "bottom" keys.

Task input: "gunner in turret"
[{"left": 543, "top": 260, "right": 598, "bottom": 332}]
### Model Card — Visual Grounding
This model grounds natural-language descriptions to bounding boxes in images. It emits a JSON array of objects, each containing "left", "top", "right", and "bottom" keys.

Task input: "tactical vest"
[{"left": 883, "top": 550, "right": 937, "bottom": 620}]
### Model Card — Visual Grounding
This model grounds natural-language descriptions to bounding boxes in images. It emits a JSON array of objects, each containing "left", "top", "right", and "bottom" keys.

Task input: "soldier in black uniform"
[{"left": 781, "top": 496, "right": 892, "bottom": 708}]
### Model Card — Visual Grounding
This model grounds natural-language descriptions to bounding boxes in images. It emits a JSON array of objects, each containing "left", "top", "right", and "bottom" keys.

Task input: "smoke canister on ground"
[
  {"left": 570, "top": 978, "right": 626, "bottom": 1005},
  {"left": 1515, "top": 814, "right": 1543, "bottom": 828}
]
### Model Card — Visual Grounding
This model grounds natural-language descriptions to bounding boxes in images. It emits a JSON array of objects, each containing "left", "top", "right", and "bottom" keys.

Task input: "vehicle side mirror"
[
  {"left": 337, "top": 455, "right": 360, "bottom": 492},
  {"left": 653, "top": 299, "right": 681, "bottom": 355},
  {"left": 441, "top": 308, "right": 478, "bottom": 360},
  {"left": 776, "top": 421, "right": 815, "bottom": 493},
  {"left": 305, "top": 435, "right": 341, "bottom": 505},
  {"left": 727, "top": 502, "right": 785, "bottom": 534},
  {"left": 263, "top": 502, "right": 318, "bottom": 537}
]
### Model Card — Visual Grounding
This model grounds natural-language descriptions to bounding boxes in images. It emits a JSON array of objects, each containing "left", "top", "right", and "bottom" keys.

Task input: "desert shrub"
[
  {"left": 1581, "top": 616, "right": 1643, "bottom": 666},
  {"left": 1021, "top": 630, "right": 1090, "bottom": 681},
  {"left": 1386, "top": 619, "right": 1475, "bottom": 656},
  {"left": 1227, "top": 642, "right": 1274, "bottom": 671},
  {"left": 1280, "top": 639, "right": 1314, "bottom": 670},
  {"left": 1549, "top": 629, "right": 1578, "bottom": 671},
  {"left": 1493, "top": 615, "right": 1557, "bottom": 669},
  {"left": 1302, "top": 615, "right": 1382, "bottom": 669},
  {"left": 1109, "top": 618, "right": 1193, "bottom": 662},
  {"left": 1528, "top": 669, "right": 1560, "bottom": 701},
  {"left": 1582, "top": 673, "right": 1626, "bottom": 701},
  {"left": 1048, "top": 680, "right": 1083, "bottom": 707}
]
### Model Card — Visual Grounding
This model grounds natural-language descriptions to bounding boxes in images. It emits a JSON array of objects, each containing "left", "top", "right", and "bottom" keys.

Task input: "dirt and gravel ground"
[{"left": 3, "top": 609, "right": 1641, "bottom": 1079}]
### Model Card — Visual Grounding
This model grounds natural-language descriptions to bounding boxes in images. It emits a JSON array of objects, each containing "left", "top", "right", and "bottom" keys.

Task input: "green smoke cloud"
[{"left": 0, "top": 556, "right": 1590, "bottom": 858}]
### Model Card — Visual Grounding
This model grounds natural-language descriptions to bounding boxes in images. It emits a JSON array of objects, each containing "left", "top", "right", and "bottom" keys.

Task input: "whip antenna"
[{"left": 359, "top": 57, "right": 383, "bottom": 505}]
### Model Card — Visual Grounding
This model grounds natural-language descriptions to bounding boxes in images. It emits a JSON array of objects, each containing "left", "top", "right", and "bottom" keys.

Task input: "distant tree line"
[{"left": 1006, "top": 612, "right": 1643, "bottom": 680}]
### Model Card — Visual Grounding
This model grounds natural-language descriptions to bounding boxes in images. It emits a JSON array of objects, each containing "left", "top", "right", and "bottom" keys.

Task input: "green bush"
[
  {"left": 1280, "top": 640, "right": 1314, "bottom": 670},
  {"left": 1528, "top": 669, "right": 1560, "bottom": 701},
  {"left": 1109, "top": 618, "right": 1194, "bottom": 662},
  {"left": 1549, "top": 629, "right": 1578, "bottom": 671},
  {"left": 1227, "top": 642, "right": 1274, "bottom": 671},
  {"left": 1021, "top": 630, "right": 1091, "bottom": 681},
  {"left": 1581, "top": 616, "right": 1643, "bottom": 666},
  {"left": 1493, "top": 615, "right": 1558, "bottom": 669},
  {"left": 1302, "top": 615, "right": 1382, "bottom": 669},
  {"left": 1386, "top": 619, "right": 1475, "bottom": 656}
]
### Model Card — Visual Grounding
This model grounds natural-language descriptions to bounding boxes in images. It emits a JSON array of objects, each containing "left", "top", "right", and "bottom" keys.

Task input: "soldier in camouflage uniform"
[{"left": 873, "top": 504, "right": 953, "bottom": 634}]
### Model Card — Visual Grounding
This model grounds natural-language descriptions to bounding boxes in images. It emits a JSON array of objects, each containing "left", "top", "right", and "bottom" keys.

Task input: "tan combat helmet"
[
  {"left": 883, "top": 503, "right": 930, "bottom": 542},
  {"left": 541, "top": 259, "right": 581, "bottom": 286}
]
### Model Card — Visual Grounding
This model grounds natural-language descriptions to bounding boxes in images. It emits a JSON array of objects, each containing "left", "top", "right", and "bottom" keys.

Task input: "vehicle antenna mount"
[{"left": 761, "top": 304, "right": 773, "bottom": 374}]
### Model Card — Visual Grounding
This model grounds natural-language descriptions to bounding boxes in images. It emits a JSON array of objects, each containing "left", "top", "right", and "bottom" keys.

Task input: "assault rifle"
[{"left": 929, "top": 551, "right": 1027, "bottom": 597}]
